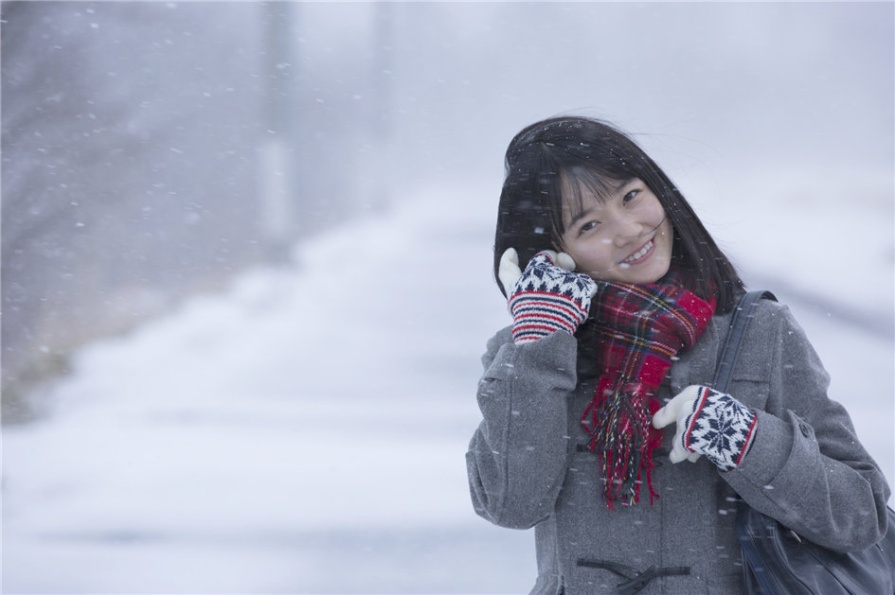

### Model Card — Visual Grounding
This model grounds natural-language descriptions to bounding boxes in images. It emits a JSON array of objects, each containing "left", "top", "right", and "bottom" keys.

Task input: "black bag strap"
[{"left": 713, "top": 290, "right": 777, "bottom": 392}]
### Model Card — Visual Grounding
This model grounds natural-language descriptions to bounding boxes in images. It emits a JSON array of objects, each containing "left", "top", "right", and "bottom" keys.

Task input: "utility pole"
[
  {"left": 362, "top": 1, "right": 393, "bottom": 213},
  {"left": 259, "top": 1, "right": 296, "bottom": 262}
]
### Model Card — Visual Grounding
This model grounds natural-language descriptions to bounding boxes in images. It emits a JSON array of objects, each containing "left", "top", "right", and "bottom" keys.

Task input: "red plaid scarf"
[{"left": 582, "top": 271, "right": 715, "bottom": 508}]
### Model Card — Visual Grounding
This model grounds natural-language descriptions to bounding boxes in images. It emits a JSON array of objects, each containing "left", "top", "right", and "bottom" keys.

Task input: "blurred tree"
[
  {"left": 1, "top": 2, "right": 268, "bottom": 419},
  {"left": 1, "top": 1, "right": 394, "bottom": 421}
]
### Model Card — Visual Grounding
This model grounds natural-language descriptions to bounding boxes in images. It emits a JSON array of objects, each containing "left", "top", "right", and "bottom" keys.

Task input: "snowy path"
[{"left": 3, "top": 182, "right": 892, "bottom": 594}]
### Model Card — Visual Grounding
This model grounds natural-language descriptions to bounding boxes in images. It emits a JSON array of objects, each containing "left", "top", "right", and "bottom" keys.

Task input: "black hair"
[{"left": 493, "top": 116, "right": 744, "bottom": 313}]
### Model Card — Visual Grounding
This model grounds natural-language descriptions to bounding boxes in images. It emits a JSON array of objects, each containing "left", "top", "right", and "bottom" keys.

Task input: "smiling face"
[{"left": 558, "top": 176, "right": 674, "bottom": 284}]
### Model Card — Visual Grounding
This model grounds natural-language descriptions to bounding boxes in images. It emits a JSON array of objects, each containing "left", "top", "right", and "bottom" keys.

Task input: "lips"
[{"left": 622, "top": 239, "right": 654, "bottom": 265}]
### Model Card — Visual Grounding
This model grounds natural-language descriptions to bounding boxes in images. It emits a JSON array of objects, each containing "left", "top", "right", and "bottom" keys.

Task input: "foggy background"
[
  {"left": 2, "top": 1, "right": 893, "bottom": 593},
  {"left": 4, "top": 1, "right": 892, "bottom": 410}
]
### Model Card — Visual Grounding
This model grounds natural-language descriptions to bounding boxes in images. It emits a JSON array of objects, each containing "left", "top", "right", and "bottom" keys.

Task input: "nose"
[{"left": 610, "top": 214, "right": 644, "bottom": 247}]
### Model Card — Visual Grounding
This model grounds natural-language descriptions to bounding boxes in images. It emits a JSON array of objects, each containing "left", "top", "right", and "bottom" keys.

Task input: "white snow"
[{"left": 3, "top": 177, "right": 893, "bottom": 593}]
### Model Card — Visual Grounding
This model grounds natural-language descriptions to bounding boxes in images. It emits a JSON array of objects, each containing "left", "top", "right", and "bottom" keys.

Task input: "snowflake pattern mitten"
[{"left": 682, "top": 386, "right": 758, "bottom": 471}]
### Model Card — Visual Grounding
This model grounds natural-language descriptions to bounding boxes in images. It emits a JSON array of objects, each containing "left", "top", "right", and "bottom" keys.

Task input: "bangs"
[{"left": 556, "top": 167, "right": 627, "bottom": 234}]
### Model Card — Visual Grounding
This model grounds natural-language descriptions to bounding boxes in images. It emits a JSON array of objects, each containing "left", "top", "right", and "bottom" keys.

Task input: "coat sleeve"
[
  {"left": 723, "top": 301, "right": 891, "bottom": 552},
  {"left": 465, "top": 327, "right": 578, "bottom": 529}
]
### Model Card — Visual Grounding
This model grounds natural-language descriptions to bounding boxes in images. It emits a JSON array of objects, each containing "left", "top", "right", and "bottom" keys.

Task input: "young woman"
[{"left": 465, "top": 116, "right": 891, "bottom": 594}]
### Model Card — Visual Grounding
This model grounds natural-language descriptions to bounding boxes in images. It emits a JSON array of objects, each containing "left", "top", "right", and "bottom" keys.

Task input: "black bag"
[{"left": 716, "top": 291, "right": 895, "bottom": 595}]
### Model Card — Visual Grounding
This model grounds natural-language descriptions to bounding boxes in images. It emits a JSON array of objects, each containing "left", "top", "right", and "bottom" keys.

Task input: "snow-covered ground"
[{"left": 3, "top": 175, "right": 893, "bottom": 594}]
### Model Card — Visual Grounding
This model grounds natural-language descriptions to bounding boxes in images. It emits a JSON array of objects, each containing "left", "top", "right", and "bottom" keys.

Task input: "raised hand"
[{"left": 500, "top": 248, "right": 598, "bottom": 344}]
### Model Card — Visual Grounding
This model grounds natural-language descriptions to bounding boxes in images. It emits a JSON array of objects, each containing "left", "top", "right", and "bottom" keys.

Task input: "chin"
[{"left": 632, "top": 261, "right": 672, "bottom": 284}]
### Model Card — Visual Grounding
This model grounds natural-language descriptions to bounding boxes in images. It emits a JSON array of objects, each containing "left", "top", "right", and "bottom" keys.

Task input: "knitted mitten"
[
  {"left": 653, "top": 385, "right": 758, "bottom": 471},
  {"left": 499, "top": 248, "right": 598, "bottom": 344}
]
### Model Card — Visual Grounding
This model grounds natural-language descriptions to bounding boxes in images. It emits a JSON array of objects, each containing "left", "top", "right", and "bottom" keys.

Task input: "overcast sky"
[{"left": 303, "top": 2, "right": 895, "bottom": 191}]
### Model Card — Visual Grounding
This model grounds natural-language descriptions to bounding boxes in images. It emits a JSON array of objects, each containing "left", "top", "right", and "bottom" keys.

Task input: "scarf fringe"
[{"left": 583, "top": 381, "right": 661, "bottom": 508}]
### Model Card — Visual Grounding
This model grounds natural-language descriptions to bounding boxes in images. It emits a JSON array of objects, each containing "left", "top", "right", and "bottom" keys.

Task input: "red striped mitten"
[
  {"left": 499, "top": 249, "right": 598, "bottom": 344},
  {"left": 653, "top": 385, "right": 758, "bottom": 471}
]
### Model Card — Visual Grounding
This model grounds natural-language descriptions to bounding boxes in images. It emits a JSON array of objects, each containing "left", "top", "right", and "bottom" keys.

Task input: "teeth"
[{"left": 624, "top": 241, "right": 652, "bottom": 263}]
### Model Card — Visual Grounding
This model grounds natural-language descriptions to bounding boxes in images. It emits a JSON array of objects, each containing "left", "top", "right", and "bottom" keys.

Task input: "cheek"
[
  {"left": 568, "top": 241, "right": 613, "bottom": 275},
  {"left": 660, "top": 220, "right": 675, "bottom": 249},
  {"left": 642, "top": 193, "right": 667, "bottom": 222}
]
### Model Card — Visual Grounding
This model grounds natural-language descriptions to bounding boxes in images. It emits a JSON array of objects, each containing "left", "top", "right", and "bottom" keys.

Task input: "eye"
[
  {"left": 622, "top": 189, "right": 640, "bottom": 204},
  {"left": 577, "top": 220, "right": 598, "bottom": 236}
]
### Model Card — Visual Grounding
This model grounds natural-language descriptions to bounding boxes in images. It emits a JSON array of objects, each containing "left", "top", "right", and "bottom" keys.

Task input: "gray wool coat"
[{"left": 466, "top": 298, "right": 891, "bottom": 595}]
